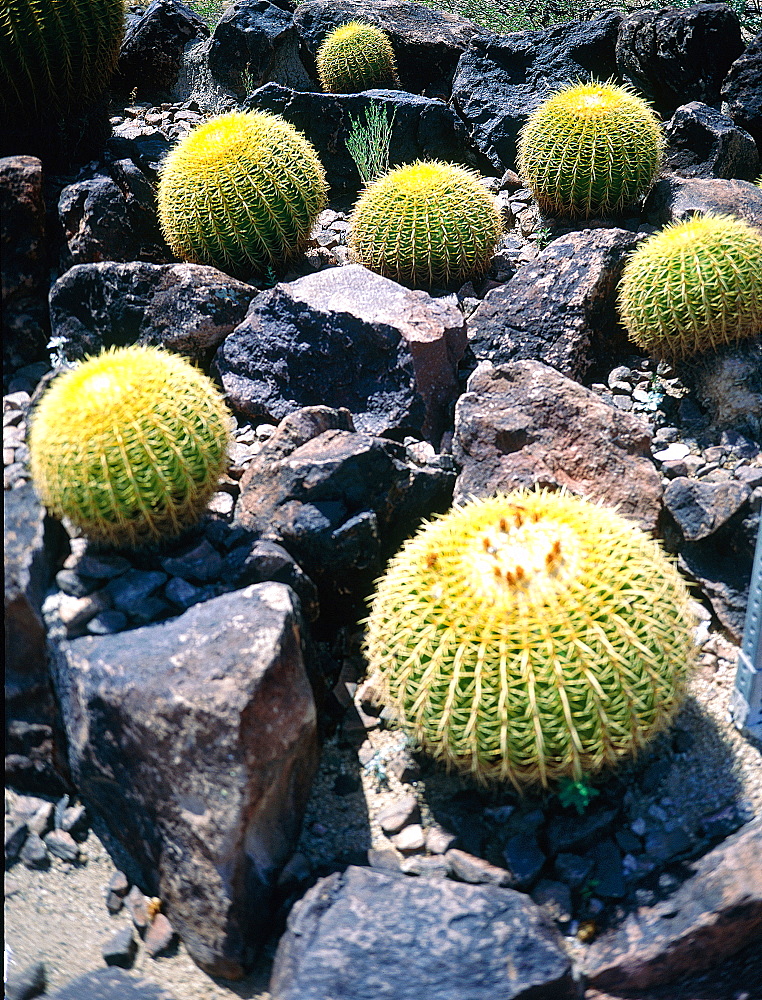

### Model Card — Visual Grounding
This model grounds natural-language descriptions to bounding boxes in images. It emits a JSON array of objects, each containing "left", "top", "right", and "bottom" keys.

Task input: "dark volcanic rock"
[
  {"left": 721, "top": 33, "right": 762, "bottom": 153},
  {"left": 645, "top": 175, "right": 762, "bottom": 229},
  {"left": 58, "top": 176, "right": 139, "bottom": 265},
  {"left": 116, "top": 0, "right": 209, "bottom": 99},
  {"left": 293, "top": 0, "right": 479, "bottom": 96},
  {"left": 664, "top": 101, "right": 760, "bottom": 181},
  {"left": 269, "top": 865, "right": 576, "bottom": 1000},
  {"left": 451, "top": 12, "right": 622, "bottom": 172},
  {"left": 215, "top": 264, "right": 466, "bottom": 443},
  {"left": 453, "top": 361, "right": 663, "bottom": 532},
  {"left": 616, "top": 3, "right": 744, "bottom": 117},
  {"left": 245, "top": 84, "right": 486, "bottom": 203},
  {"left": 664, "top": 478, "right": 751, "bottom": 542},
  {"left": 235, "top": 406, "right": 455, "bottom": 616},
  {"left": 584, "top": 817, "right": 762, "bottom": 990},
  {"left": 680, "top": 338, "right": 762, "bottom": 439},
  {"left": 48, "top": 583, "right": 319, "bottom": 979},
  {"left": 49, "top": 261, "right": 257, "bottom": 367},
  {"left": 466, "top": 228, "right": 644, "bottom": 381}
]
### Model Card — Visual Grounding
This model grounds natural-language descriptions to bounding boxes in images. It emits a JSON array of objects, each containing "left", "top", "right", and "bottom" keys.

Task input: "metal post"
[{"left": 730, "top": 516, "right": 762, "bottom": 738}]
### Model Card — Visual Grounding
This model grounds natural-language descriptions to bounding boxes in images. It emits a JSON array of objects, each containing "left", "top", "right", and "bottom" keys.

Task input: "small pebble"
[
  {"left": 652, "top": 442, "right": 690, "bottom": 462},
  {"left": 144, "top": 912, "right": 176, "bottom": 957}
]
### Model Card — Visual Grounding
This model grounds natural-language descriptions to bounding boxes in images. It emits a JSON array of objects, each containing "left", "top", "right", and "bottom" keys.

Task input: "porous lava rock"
[
  {"left": 721, "top": 32, "right": 762, "bottom": 153},
  {"left": 664, "top": 102, "right": 760, "bottom": 181}
]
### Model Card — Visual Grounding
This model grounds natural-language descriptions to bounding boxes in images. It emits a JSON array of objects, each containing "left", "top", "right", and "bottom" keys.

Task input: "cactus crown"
[
  {"left": 365, "top": 490, "right": 696, "bottom": 791},
  {"left": 0, "top": 0, "right": 125, "bottom": 118},
  {"left": 618, "top": 212, "right": 762, "bottom": 361},
  {"left": 158, "top": 110, "right": 328, "bottom": 280},
  {"left": 348, "top": 159, "right": 503, "bottom": 289},
  {"left": 29, "top": 346, "right": 231, "bottom": 548},
  {"left": 517, "top": 79, "right": 665, "bottom": 218},
  {"left": 316, "top": 20, "right": 399, "bottom": 94}
]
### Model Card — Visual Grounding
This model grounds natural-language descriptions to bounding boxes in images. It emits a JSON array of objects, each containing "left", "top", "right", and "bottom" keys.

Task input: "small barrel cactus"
[
  {"left": 517, "top": 80, "right": 665, "bottom": 218},
  {"left": 158, "top": 110, "right": 328, "bottom": 280},
  {"left": 0, "top": 0, "right": 125, "bottom": 119},
  {"left": 316, "top": 21, "right": 400, "bottom": 94},
  {"left": 29, "top": 346, "right": 232, "bottom": 548},
  {"left": 618, "top": 212, "right": 762, "bottom": 360},
  {"left": 365, "top": 490, "right": 696, "bottom": 791},
  {"left": 348, "top": 160, "right": 503, "bottom": 289}
]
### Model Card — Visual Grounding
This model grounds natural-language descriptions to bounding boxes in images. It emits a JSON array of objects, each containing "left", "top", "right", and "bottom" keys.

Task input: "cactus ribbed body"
[
  {"left": 348, "top": 160, "right": 502, "bottom": 289},
  {"left": 158, "top": 111, "right": 328, "bottom": 280},
  {"left": 365, "top": 491, "right": 696, "bottom": 790},
  {"left": 0, "top": 0, "right": 124, "bottom": 118},
  {"left": 618, "top": 213, "right": 762, "bottom": 360},
  {"left": 29, "top": 346, "right": 231, "bottom": 548},
  {"left": 316, "top": 21, "right": 399, "bottom": 94},
  {"left": 517, "top": 81, "right": 665, "bottom": 218}
]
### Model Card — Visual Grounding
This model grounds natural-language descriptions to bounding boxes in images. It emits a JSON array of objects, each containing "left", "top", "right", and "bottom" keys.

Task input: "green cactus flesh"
[
  {"left": 158, "top": 111, "right": 328, "bottom": 280},
  {"left": 0, "top": 0, "right": 124, "bottom": 118},
  {"left": 364, "top": 490, "right": 697, "bottom": 791},
  {"left": 348, "top": 160, "right": 503, "bottom": 289},
  {"left": 316, "top": 21, "right": 399, "bottom": 94},
  {"left": 29, "top": 346, "right": 231, "bottom": 548},
  {"left": 517, "top": 80, "right": 665, "bottom": 218},
  {"left": 618, "top": 213, "right": 762, "bottom": 361}
]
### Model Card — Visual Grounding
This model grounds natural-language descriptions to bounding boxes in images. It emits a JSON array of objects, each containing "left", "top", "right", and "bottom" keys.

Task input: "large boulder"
[
  {"left": 451, "top": 12, "right": 622, "bottom": 172},
  {"left": 293, "top": 0, "right": 480, "bottom": 96},
  {"left": 49, "top": 261, "right": 258, "bottom": 367},
  {"left": 453, "top": 360, "right": 663, "bottom": 533},
  {"left": 466, "top": 227, "right": 644, "bottom": 381},
  {"left": 47, "top": 582, "right": 319, "bottom": 979},
  {"left": 721, "top": 33, "right": 762, "bottom": 153},
  {"left": 269, "top": 865, "right": 577, "bottom": 1000},
  {"left": 214, "top": 264, "right": 467, "bottom": 444},
  {"left": 244, "top": 84, "right": 487, "bottom": 203},
  {"left": 663, "top": 102, "right": 760, "bottom": 181},
  {"left": 616, "top": 3, "right": 744, "bottom": 118},
  {"left": 644, "top": 175, "right": 762, "bottom": 228}
]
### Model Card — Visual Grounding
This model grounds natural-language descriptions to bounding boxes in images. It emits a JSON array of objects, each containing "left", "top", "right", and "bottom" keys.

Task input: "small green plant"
[
  {"left": 364, "top": 489, "right": 697, "bottom": 791},
  {"left": 1, "top": 0, "right": 125, "bottom": 119},
  {"left": 346, "top": 102, "right": 397, "bottom": 185},
  {"left": 348, "top": 159, "right": 503, "bottom": 289},
  {"left": 316, "top": 21, "right": 400, "bottom": 94},
  {"left": 185, "top": 0, "right": 230, "bottom": 27},
  {"left": 517, "top": 79, "right": 664, "bottom": 218},
  {"left": 557, "top": 777, "right": 600, "bottom": 814},
  {"left": 158, "top": 110, "right": 328, "bottom": 280},
  {"left": 29, "top": 345, "right": 231, "bottom": 548},
  {"left": 618, "top": 212, "right": 762, "bottom": 361}
]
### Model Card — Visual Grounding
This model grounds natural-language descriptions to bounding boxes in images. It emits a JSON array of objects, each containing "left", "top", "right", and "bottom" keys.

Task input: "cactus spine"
[
  {"left": 29, "top": 346, "right": 231, "bottom": 548},
  {"left": 618, "top": 213, "right": 762, "bottom": 360},
  {"left": 316, "top": 21, "right": 400, "bottom": 94},
  {"left": 158, "top": 111, "right": 328, "bottom": 280},
  {"left": 0, "top": 0, "right": 125, "bottom": 119},
  {"left": 365, "top": 490, "right": 696, "bottom": 791},
  {"left": 348, "top": 160, "right": 503, "bottom": 289},
  {"left": 517, "top": 80, "right": 665, "bottom": 217}
]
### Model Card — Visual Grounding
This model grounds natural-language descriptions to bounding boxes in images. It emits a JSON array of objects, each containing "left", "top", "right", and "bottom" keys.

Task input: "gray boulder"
[
  {"left": 293, "top": 0, "right": 480, "bottom": 96},
  {"left": 616, "top": 3, "right": 744, "bottom": 117},
  {"left": 214, "top": 264, "right": 467, "bottom": 444},
  {"left": 49, "top": 261, "right": 257, "bottom": 367},
  {"left": 47, "top": 582, "right": 319, "bottom": 979},
  {"left": 451, "top": 11, "right": 622, "bottom": 172},
  {"left": 269, "top": 865, "right": 576, "bottom": 1000},
  {"left": 244, "top": 83, "right": 488, "bottom": 203},
  {"left": 58, "top": 176, "right": 139, "bottom": 266},
  {"left": 664, "top": 102, "right": 760, "bottom": 181},
  {"left": 721, "top": 33, "right": 762, "bottom": 153},
  {"left": 453, "top": 360, "right": 663, "bottom": 533},
  {"left": 466, "top": 227, "right": 644, "bottom": 381},
  {"left": 645, "top": 175, "right": 762, "bottom": 228}
]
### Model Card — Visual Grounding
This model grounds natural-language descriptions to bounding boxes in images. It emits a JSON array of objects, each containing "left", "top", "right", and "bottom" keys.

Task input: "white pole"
[{"left": 730, "top": 517, "right": 762, "bottom": 739}]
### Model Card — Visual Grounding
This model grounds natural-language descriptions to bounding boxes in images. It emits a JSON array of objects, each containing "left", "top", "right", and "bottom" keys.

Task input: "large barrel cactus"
[
  {"left": 158, "top": 110, "right": 328, "bottom": 280},
  {"left": 618, "top": 212, "right": 762, "bottom": 360},
  {"left": 348, "top": 160, "right": 503, "bottom": 289},
  {"left": 316, "top": 20, "right": 400, "bottom": 93},
  {"left": 29, "top": 346, "right": 232, "bottom": 548},
  {"left": 365, "top": 490, "right": 697, "bottom": 791},
  {"left": 517, "top": 80, "right": 665, "bottom": 218},
  {"left": 0, "top": 0, "right": 125, "bottom": 119}
]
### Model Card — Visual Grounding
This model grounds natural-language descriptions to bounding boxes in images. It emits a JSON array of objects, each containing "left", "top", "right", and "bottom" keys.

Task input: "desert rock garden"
[{"left": 3, "top": 0, "right": 762, "bottom": 998}]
